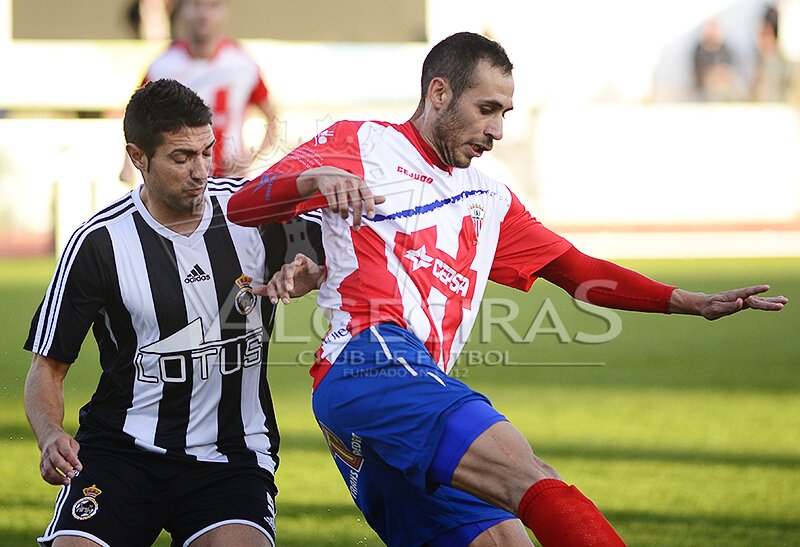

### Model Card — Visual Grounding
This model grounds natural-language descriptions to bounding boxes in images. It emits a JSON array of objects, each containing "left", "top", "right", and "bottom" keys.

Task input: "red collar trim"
[{"left": 394, "top": 120, "right": 453, "bottom": 175}]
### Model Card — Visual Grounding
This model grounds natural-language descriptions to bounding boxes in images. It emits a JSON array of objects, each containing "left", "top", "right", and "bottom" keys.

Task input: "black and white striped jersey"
[{"left": 25, "top": 178, "right": 322, "bottom": 475}]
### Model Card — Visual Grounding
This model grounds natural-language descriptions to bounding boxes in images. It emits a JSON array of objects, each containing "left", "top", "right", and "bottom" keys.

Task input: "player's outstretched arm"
[
  {"left": 536, "top": 247, "right": 788, "bottom": 318},
  {"left": 258, "top": 253, "right": 325, "bottom": 305},
  {"left": 669, "top": 285, "right": 788, "bottom": 320},
  {"left": 24, "top": 354, "right": 82, "bottom": 485},
  {"left": 297, "top": 166, "right": 385, "bottom": 230}
]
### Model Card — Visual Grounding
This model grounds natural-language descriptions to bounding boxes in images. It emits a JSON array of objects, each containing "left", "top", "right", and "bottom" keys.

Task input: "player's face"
[
  {"left": 180, "top": 0, "right": 227, "bottom": 42},
  {"left": 139, "top": 124, "right": 214, "bottom": 217},
  {"left": 431, "top": 61, "right": 514, "bottom": 168}
]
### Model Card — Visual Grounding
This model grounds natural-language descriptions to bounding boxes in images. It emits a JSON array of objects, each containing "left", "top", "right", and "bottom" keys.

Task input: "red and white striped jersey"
[
  {"left": 229, "top": 120, "right": 572, "bottom": 385},
  {"left": 144, "top": 38, "right": 268, "bottom": 177}
]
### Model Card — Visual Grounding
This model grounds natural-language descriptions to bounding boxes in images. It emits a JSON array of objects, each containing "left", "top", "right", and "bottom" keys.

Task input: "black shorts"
[{"left": 37, "top": 446, "right": 277, "bottom": 547}]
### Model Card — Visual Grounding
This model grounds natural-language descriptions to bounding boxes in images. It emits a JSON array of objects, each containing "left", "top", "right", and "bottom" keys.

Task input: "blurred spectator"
[
  {"left": 752, "top": 5, "right": 792, "bottom": 101},
  {"left": 693, "top": 19, "right": 741, "bottom": 101},
  {"left": 126, "top": 0, "right": 175, "bottom": 40},
  {"left": 121, "top": 0, "right": 278, "bottom": 183}
]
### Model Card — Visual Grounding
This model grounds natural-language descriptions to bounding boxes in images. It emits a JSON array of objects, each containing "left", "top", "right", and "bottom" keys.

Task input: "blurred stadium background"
[
  {"left": 1, "top": 0, "right": 799, "bottom": 545},
  {"left": 1, "top": 0, "right": 799, "bottom": 258}
]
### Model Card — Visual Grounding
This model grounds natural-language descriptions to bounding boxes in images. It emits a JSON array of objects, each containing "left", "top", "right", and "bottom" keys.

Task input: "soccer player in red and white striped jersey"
[
  {"left": 230, "top": 32, "right": 787, "bottom": 547},
  {"left": 123, "top": 0, "right": 277, "bottom": 182}
]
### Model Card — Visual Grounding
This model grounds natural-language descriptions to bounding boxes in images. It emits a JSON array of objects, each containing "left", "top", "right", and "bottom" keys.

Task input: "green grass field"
[{"left": 1, "top": 257, "right": 798, "bottom": 546}]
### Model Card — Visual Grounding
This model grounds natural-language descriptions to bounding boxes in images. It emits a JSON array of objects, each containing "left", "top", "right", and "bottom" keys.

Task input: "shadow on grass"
[
  {"left": 0, "top": 530, "right": 40, "bottom": 547},
  {"left": 609, "top": 508, "right": 800, "bottom": 535},
  {"left": 0, "top": 423, "right": 35, "bottom": 441},
  {"left": 538, "top": 442, "right": 800, "bottom": 469}
]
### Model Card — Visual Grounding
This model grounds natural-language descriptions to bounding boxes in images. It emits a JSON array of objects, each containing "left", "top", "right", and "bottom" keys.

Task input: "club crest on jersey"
[
  {"left": 71, "top": 485, "right": 102, "bottom": 521},
  {"left": 234, "top": 274, "right": 257, "bottom": 315},
  {"left": 469, "top": 204, "right": 485, "bottom": 245}
]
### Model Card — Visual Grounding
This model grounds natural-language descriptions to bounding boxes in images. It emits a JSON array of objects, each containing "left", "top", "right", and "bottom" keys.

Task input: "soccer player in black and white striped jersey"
[{"left": 24, "top": 79, "right": 324, "bottom": 547}]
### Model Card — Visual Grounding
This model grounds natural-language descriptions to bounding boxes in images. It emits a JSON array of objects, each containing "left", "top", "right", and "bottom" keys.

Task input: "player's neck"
[
  {"left": 409, "top": 113, "right": 447, "bottom": 167},
  {"left": 139, "top": 188, "right": 206, "bottom": 236},
  {"left": 186, "top": 35, "right": 222, "bottom": 59}
]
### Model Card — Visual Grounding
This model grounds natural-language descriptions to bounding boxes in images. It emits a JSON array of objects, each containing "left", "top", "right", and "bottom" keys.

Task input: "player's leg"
[
  {"left": 51, "top": 537, "right": 103, "bottom": 547},
  {"left": 449, "top": 420, "right": 625, "bottom": 546},
  {"left": 188, "top": 523, "right": 271, "bottom": 547},
  {"left": 167, "top": 461, "right": 276, "bottom": 547},
  {"left": 467, "top": 518, "right": 531, "bottom": 547},
  {"left": 38, "top": 446, "right": 164, "bottom": 547},
  {"left": 312, "top": 325, "right": 517, "bottom": 545},
  {"left": 447, "top": 420, "right": 559, "bottom": 512}
]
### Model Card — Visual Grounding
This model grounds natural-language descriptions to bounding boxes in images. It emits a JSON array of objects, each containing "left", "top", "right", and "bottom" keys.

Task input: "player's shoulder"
[
  {"left": 206, "top": 176, "right": 258, "bottom": 222},
  {"left": 63, "top": 192, "right": 137, "bottom": 253},
  {"left": 81, "top": 191, "right": 137, "bottom": 229},
  {"left": 324, "top": 119, "right": 371, "bottom": 132},
  {"left": 215, "top": 37, "right": 260, "bottom": 65},
  {"left": 207, "top": 176, "right": 248, "bottom": 196},
  {"left": 309, "top": 120, "right": 373, "bottom": 147}
]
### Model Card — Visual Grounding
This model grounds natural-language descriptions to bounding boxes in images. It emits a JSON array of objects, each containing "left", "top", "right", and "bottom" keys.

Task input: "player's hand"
[
  {"left": 671, "top": 285, "right": 788, "bottom": 320},
  {"left": 38, "top": 430, "right": 82, "bottom": 486},
  {"left": 258, "top": 253, "right": 325, "bottom": 305},
  {"left": 299, "top": 166, "right": 386, "bottom": 230}
]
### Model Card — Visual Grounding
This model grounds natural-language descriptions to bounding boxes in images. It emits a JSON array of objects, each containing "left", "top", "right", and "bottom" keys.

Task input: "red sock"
[{"left": 517, "top": 479, "right": 626, "bottom": 546}]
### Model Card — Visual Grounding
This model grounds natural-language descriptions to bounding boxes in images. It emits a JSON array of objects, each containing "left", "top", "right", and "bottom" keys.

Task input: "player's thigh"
[
  {"left": 451, "top": 421, "right": 561, "bottom": 513},
  {"left": 167, "top": 462, "right": 276, "bottom": 547},
  {"left": 313, "top": 332, "right": 494, "bottom": 491},
  {"left": 189, "top": 522, "right": 271, "bottom": 547},
  {"left": 468, "top": 518, "right": 532, "bottom": 547},
  {"left": 51, "top": 536, "right": 103, "bottom": 547}
]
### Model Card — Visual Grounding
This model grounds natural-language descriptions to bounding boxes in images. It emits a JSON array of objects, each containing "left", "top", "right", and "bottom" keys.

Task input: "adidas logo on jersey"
[{"left": 184, "top": 264, "right": 211, "bottom": 283}]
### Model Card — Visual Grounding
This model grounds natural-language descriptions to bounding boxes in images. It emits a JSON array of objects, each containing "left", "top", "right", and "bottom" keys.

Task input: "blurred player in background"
[
  {"left": 228, "top": 31, "right": 788, "bottom": 546},
  {"left": 121, "top": 0, "right": 278, "bottom": 183},
  {"left": 25, "top": 79, "right": 321, "bottom": 547}
]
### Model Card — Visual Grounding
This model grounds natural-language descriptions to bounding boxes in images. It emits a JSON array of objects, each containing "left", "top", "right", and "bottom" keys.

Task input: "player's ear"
[
  {"left": 428, "top": 77, "right": 452, "bottom": 111},
  {"left": 126, "top": 143, "right": 148, "bottom": 172}
]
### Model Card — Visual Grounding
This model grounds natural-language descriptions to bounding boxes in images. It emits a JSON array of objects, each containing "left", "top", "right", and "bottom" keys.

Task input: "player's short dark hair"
[
  {"left": 419, "top": 32, "right": 513, "bottom": 106},
  {"left": 123, "top": 78, "right": 212, "bottom": 159}
]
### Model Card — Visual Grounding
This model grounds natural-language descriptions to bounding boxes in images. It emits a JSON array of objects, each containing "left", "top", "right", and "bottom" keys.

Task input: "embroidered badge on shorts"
[
  {"left": 72, "top": 484, "right": 102, "bottom": 520},
  {"left": 234, "top": 274, "right": 257, "bottom": 315}
]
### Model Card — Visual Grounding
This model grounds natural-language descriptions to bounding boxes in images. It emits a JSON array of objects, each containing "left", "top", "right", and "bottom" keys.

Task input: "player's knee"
[
  {"left": 530, "top": 454, "right": 562, "bottom": 482},
  {"left": 500, "top": 454, "right": 561, "bottom": 511}
]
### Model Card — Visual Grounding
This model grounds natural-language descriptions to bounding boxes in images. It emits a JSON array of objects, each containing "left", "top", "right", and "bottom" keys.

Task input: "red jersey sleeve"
[
  {"left": 535, "top": 246, "right": 676, "bottom": 313},
  {"left": 228, "top": 120, "right": 366, "bottom": 226},
  {"left": 489, "top": 192, "right": 573, "bottom": 291}
]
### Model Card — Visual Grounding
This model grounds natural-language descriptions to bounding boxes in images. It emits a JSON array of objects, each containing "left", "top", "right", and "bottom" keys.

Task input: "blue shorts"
[{"left": 312, "top": 324, "right": 514, "bottom": 546}]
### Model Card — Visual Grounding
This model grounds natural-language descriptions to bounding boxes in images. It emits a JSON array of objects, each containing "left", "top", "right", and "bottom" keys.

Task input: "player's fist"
[
  {"left": 259, "top": 253, "right": 325, "bottom": 305},
  {"left": 39, "top": 431, "right": 82, "bottom": 486}
]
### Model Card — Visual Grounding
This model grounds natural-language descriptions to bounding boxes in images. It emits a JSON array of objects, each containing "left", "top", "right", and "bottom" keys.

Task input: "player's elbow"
[{"left": 227, "top": 193, "right": 263, "bottom": 227}]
